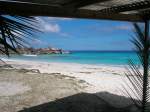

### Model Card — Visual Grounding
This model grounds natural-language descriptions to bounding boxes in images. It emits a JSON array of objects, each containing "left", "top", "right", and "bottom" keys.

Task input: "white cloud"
[
  {"left": 35, "top": 17, "right": 60, "bottom": 33},
  {"left": 32, "top": 38, "right": 48, "bottom": 46},
  {"left": 35, "top": 17, "right": 71, "bottom": 37},
  {"left": 48, "top": 17, "right": 73, "bottom": 21},
  {"left": 115, "top": 25, "right": 133, "bottom": 30},
  {"left": 44, "top": 24, "right": 60, "bottom": 33},
  {"left": 88, "top": 24, "right": 133, "bottom": 33}
]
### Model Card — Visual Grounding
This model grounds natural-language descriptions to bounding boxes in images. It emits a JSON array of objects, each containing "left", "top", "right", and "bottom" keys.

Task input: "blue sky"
[{"left": 31, "top": 17, "right": 136, "bottom": 51}]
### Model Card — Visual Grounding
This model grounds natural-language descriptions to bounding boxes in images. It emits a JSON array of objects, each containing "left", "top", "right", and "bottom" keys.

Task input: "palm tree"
[
  {"left": 0, "top": 15, "right": 39, "bottom": 56},
  {"left": 123, "top": 23, "right": 150, "bottom": 112}
]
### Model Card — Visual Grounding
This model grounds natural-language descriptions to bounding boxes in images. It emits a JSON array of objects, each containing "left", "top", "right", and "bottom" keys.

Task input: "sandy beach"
[
  {"left": 0, "top": 59, "right": 141, "bottom": 112},
  {"left": 3, "top": 59, "right": 127, "bottom": 93}
]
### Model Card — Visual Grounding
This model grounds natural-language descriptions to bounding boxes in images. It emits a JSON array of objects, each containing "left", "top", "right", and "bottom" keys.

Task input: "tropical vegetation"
[
  {"left": 124, "top": 22, "right": 150, "bottom": 112},
  {"left": 0, "top": 15, "right": 39, "bottom": 56}
]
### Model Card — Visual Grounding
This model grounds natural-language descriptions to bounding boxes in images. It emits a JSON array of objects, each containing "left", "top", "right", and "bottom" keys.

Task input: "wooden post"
[{"left": 142, "top": 19, "right": 149, "bottom": 112}]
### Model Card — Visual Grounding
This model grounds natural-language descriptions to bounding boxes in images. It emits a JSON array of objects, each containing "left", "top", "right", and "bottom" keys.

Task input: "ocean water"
[{"left": 1, "top": 51, "right": 140, "bottom": 65}]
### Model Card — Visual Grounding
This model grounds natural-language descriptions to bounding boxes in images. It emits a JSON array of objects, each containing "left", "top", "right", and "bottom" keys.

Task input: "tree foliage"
[
  {"left": 0, "top": 15, "right": 39, "bottom": 56},
  {"left": 124, "top": 23, "right": 150, "bottom": 112}
]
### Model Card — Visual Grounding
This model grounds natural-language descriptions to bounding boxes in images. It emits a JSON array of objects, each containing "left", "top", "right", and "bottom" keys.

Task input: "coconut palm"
[
  {"left": 123, "top": 23, "right": 150, "bottom": 112},
  {"left": 0, "top": 15, "right": 39, "bottom": 56}
]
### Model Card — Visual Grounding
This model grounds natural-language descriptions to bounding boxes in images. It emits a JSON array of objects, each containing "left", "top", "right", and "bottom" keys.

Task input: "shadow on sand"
[{"left": 18, "top": 92, "right": 141, "bottom": 112}]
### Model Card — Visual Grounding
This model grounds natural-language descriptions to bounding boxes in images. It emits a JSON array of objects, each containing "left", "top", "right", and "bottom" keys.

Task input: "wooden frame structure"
[{"left": 0, "top": 0, "right": 150, "bottom": 22}]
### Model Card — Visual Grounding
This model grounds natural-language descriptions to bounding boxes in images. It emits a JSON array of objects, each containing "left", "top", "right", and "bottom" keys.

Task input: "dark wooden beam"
[
  {"left": 139, "top": 9, "right": 150, "bottom": 20},
  {"left": 98, "top": 0, "right": 150, "bottom": 13},
  {"left": 62, "top": 0, "right": 110, "bottom": 8},
  {"left": 0, "top": 1, "right": 143, "bottom": 22},
  {"left": 1, "top": 0, "right": 58, "bottom": 4}
]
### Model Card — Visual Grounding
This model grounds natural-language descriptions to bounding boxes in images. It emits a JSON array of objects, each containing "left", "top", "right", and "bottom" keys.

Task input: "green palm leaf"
[
  {"left": 123, "top": 23, "right": 150, "bottom": 112},
  {"left": 0, "top": 15, "right": 40, "bottom": 56}
]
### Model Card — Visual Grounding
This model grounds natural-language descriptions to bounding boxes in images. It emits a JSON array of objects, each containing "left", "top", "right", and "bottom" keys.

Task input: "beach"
[
  {"left": 0, "top": 59, "right": 141, "bottom": 111},
  {"left": 4, "top": 59, "right": 127, "bottom": 94}
]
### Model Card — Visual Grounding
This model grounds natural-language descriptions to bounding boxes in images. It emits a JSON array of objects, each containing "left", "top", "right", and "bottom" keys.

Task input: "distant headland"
[{"left": 13, "top": 47, "right": 70, "bottom": 55}]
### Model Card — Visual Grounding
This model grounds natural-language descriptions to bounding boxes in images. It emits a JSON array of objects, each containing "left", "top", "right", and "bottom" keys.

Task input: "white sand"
[
  {"left": 2, "top": 59, "right": 127, "bottom": 92},
  {"left": 0, "top": 82, "right": 31, "bottom": 96},
  {"left": 2, "top": 59, "right": 142, "bottom": 106}
]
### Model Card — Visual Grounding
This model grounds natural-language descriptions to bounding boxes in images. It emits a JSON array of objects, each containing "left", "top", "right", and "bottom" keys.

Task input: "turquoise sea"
[{"left": 1, "top": 51, "right": 140, "bottom": 65}]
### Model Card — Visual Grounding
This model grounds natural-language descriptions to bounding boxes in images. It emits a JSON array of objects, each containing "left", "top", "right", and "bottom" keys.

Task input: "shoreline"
[
  {"left": 2, "top": 58, "right": 127, "bottom": 77},
  {"left": 1, "top": 57, "right": 127, "bottom": 68}
]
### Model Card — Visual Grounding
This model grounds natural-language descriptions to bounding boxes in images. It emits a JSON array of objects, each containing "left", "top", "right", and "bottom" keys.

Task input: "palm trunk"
[{"left": 142, "top": 20, "right": 149, "bottom": 112}]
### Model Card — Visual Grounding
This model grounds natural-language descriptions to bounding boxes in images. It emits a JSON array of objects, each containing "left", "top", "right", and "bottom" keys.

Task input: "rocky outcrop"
[{"left": 15, "top": 47, "right": 69, "bottom": 54}]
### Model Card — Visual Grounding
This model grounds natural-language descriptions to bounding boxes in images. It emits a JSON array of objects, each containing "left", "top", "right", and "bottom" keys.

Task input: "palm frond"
[
  {"left": 0, "top": 15, "right": 40, "bottom": 56},
  {"left": 123, "top": 23, "right": 150, "bottom": 112}
]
